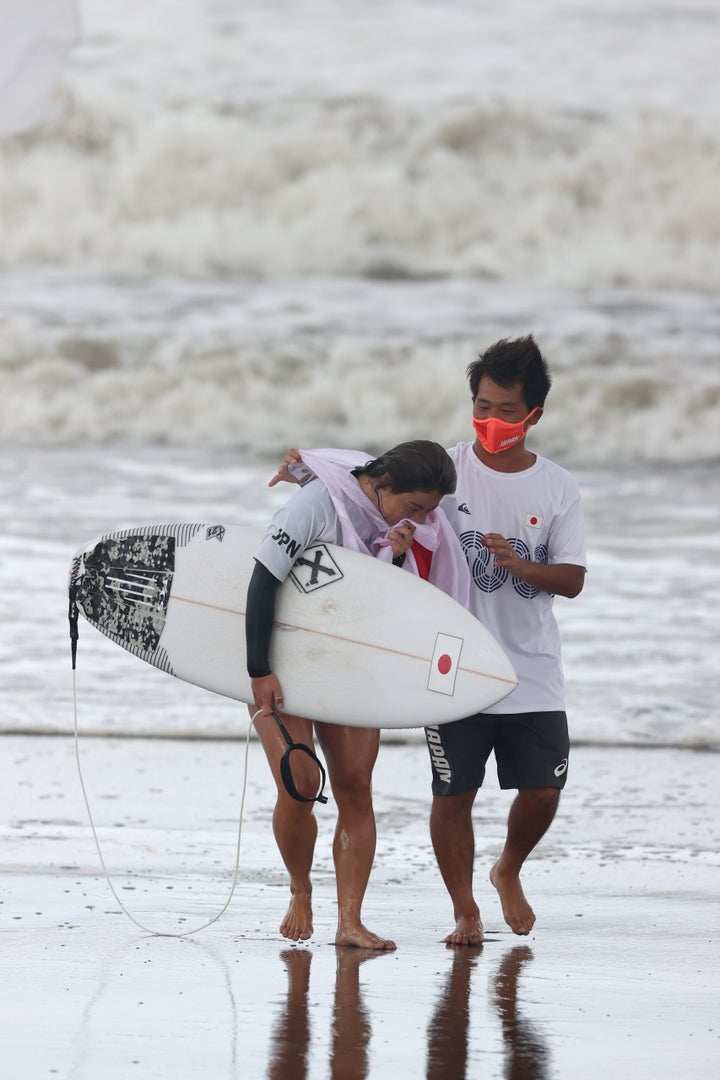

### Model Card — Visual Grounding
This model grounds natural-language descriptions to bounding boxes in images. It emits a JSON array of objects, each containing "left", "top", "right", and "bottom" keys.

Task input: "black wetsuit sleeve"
[{"left": 246, "top": 560, "right": 282, "bottom": 678}]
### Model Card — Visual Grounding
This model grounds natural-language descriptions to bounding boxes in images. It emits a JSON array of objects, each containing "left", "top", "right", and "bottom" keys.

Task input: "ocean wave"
[
  {"left": 2, "top": 274, "right": 719, "bottom": 465},
  {"left": 2, "top": 92, "right": 719, "bottom": 291}
]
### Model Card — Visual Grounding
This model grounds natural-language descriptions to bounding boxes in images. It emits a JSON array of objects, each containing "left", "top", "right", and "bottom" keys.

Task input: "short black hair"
[
  {"left": 466, "top": 335, "right": 551, "bottom": 411},
  {"left": 352, "top": 440, "right": 456, "bottom": 496}
]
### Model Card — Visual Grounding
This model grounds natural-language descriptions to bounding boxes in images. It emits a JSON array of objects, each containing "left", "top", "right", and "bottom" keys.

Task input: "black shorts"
[{"left": 425, "top": 711, "right": 569, "bottom": 795}]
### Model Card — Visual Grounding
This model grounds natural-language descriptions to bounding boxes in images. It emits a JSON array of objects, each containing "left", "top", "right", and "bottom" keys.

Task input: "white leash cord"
[{"left": 73, "top": 670, "right": 262, "bottom": 939}]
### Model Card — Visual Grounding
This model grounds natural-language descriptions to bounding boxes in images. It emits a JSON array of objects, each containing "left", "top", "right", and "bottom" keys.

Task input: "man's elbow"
[{"left": 563, "top": 567, "right": 586, "bottom": 599}]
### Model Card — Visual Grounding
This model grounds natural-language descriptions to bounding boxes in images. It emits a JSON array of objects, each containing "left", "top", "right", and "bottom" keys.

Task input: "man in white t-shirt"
[{"left": 426, "top": 335, "right": 586, "bottom": 945}]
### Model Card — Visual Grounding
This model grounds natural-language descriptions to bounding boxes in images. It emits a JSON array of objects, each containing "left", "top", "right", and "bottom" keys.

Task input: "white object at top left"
[{"left": 0, "top": 0, "right": 81, "bottom": 136}]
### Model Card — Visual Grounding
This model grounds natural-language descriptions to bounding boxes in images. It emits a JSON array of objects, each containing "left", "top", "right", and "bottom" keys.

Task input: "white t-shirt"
[
  {"left": 443, "top": 443, "right": 587, "bottom": 713},
  {"left": 255, "top": 481, "right": 343, "bottom": 581}
]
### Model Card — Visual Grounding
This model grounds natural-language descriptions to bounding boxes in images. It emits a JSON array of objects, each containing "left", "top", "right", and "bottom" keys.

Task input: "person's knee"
[
  {"left": 330, "top": 768, "right": 373, "bottom": 809},
  {"left": 281, "top": 756, "right": 322, "bottom": 803},
  {"left": 519, "top": 787, "right": 560, "bottom": 813},
  {"left": 432, "top": 789, "right": 477, "bottom": 820}
]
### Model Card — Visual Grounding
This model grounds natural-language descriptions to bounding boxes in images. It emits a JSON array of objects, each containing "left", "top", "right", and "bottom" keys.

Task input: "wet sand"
[{"left": 2, "top": 734, "right": 718, "bottom": 1078}]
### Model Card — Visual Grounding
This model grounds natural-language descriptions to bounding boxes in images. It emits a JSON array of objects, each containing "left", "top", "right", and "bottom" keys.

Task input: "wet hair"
[
  {"left": 466, "top": 335, "right": 552, "bottom": 411},
  {"left": 352, "top": 440, "right": 456, "bottom": 496}
]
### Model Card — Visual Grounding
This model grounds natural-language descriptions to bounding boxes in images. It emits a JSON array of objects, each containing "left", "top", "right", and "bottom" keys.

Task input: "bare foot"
[
  {"left": 335, "top": 922, "right": 396, "bottom": 950},
  {"left": 444, "top": 912, "right": 484, "bottom": 946},
  {"left": 490, "top": 862, "right": 536, "bottom": 936},
  {"left": 280, "top": 892, "right": 313, "bottom": 941}
]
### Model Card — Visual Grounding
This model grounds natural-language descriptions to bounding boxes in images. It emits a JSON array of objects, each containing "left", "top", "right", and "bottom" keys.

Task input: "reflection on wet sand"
[
  {"left": 492, "top": 946, "right": 551, "bottom": 1080},
  {"left": 267, "top": 949, "right": 313, "bottom": 1080},
  {"left": 426, "top": 945, "right": 484, "bottom": 1079},
  {"left": 267, "top": 943, "right": 550, "bottom": 1080},
  {"left": 426, "top": 944, "right": 550, "bottom": 1079},
  {"left": 266, "top": 946, "right": 386, "bottom": 1080},
  {"left": 330, "top": 947, "right": 381, "bottom": 1080}
]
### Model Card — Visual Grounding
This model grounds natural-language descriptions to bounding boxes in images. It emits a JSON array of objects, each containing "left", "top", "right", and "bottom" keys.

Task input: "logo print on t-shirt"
[
  {"left": 460, "top": 530, "right": 548, "bottom": 599},
  {"left": 460, "top": 530, "right": 506, "bottom": 593},
  {"left": 289, "top": 544, "right": 343, "bottom": 593}
]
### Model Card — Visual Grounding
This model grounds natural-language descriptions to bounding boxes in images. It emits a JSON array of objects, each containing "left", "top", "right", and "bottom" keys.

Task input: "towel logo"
[{"left": 290, "top": 544, "right": 343, "bottom": 593}]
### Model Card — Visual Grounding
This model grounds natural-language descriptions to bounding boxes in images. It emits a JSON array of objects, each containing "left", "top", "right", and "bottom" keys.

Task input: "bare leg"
[
  {"left": 430, "top": 790, "right": 483, "bottom": 945},
  {"left": 316, "top": 724, "right": 395, "bottom": 950},
  {"left": 253, "top": 708, "right": 320, "bottom": 941},
  {"left": 490, "top": 787, "right": 560, "bottom": 936}
]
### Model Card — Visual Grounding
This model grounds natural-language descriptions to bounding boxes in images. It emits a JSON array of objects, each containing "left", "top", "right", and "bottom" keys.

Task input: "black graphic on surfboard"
[{"left": 72, "top": 533, "right": 175, "bottom": 660}]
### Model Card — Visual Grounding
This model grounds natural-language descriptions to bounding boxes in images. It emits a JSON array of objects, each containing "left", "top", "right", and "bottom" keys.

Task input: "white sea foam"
[
  {"left": 1, "top": 0, "right": 719, "bottom": 289},
  {"left": 2, "top": 91, "right": 719, "bottom": 292},
  {"left": 2, "top": 273, "right": 719, "bottom": 464},
  {"left": 1, "top": 0, "right": 719, "bottom": 463}
]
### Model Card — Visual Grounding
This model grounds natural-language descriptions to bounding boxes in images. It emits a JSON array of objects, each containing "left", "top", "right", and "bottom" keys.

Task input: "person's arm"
[
  {"left": 246, "top": 560, "right": 285, "bottom": 715},
  {"left": 481, "top": 533, "right": 585, "bottom": 598},
  {"left": 246, "top": 481, "right": 338, "bottom": 714}
]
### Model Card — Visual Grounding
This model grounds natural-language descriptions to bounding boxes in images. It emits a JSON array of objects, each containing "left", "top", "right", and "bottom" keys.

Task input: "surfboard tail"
[{"left": 69, "top": 531, "right": 178, "bottom": 668}]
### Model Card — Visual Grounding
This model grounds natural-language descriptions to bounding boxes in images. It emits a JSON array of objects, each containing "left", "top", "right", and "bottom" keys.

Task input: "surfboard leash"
[
  {"left": 68, "top": 587, "right": 258, "bottom": 938},
  {"left": 271, "top": 708, "right": 328, "bottom": 805}
]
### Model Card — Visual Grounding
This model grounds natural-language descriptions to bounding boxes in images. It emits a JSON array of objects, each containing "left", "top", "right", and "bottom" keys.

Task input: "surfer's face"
[{"left": 375, "top": 486, "right": 441, "bottom": 526}]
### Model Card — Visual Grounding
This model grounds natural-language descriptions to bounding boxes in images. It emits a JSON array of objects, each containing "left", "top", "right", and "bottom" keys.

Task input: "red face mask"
[{"left": 472, "top": 407, "right": 540, "bottom": 454}]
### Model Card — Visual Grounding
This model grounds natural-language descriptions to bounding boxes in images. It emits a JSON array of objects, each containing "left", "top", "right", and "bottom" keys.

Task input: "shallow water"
[{"left": 2, "top": 448, "right": 718, "bottom": 749}]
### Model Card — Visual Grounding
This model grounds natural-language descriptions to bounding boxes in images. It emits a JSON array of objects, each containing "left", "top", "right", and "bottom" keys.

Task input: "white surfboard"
[{"left": 69, "top": 523, "right": 517, "bottom": 728}]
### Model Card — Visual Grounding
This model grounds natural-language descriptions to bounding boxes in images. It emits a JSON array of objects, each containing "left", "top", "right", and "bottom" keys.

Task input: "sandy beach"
[{"left": 2, "top": 733, "right": 718, "bottom": 1079}]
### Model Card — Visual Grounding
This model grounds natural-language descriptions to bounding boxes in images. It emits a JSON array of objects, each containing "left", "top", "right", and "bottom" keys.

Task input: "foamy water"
[
  {"left": 2, "top": 1, "right": 719, "bottom": 289},
  {"left": 2, "top": 1, "right": 719, "bottom": 462},
  {"left": 2, "top": 272, "right": 720, "bottom": 465},
  {"left": 1, "top": 2, "right": 718, "bottom": 749}
]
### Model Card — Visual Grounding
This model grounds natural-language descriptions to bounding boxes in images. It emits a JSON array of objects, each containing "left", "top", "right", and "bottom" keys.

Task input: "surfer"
[{"left": 246, "top": 441, "right": 469, "bottom": 949}]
